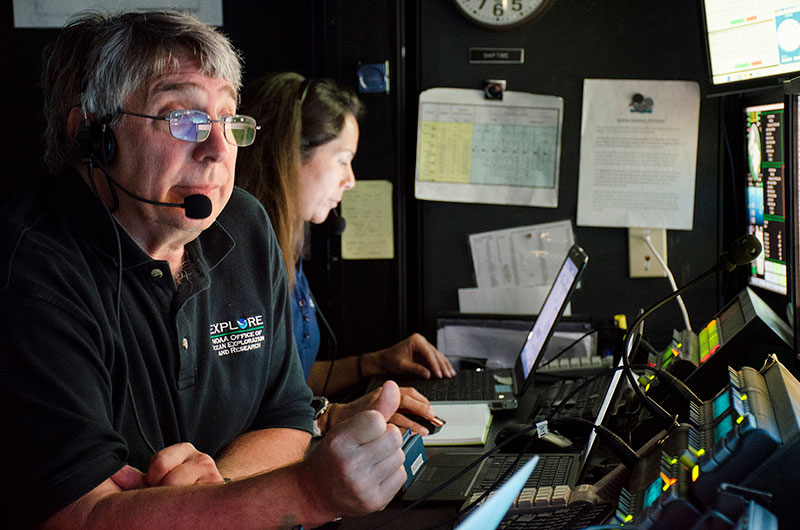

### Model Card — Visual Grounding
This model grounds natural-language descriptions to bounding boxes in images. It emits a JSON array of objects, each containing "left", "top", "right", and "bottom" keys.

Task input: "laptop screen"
[
  {"left": 521, "top": 256, "right": 580, "bottom": 376},
  {"left": 513, "top": 245, "right": 588, "bottom": 393},
  {"left": 581, "top": 357, "right": 624, "bottom": 471},
  {"left": 454, "top": 455, "right": 540, "bottom": 530}
]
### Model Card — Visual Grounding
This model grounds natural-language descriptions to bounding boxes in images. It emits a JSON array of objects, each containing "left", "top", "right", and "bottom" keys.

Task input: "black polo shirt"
[{"left": 0, "top": 171, "right": 313, "bottom": 528}]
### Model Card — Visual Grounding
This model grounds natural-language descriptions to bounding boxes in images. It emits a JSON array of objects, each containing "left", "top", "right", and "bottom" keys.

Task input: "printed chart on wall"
[
  {"left": 415, "top": 88, "right": 564, "bottom": 207},
  {"left": 13, "top": 0, "right": 223, "bottom": 27}
]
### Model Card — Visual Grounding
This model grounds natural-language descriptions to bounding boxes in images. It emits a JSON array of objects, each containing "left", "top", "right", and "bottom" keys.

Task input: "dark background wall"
[{"left": 0, "top": 1, "right": 756, "bottom": 361}]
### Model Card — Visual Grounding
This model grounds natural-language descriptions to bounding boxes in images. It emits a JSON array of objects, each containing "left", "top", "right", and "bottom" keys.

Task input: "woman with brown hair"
[{"left": 237, "top": 72, "right": 454, "bottom": 435}]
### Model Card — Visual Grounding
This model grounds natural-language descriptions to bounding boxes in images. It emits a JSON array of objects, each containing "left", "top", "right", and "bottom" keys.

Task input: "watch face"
[{"left": 453, "top": 0, "right": 554, "bottom": 30}]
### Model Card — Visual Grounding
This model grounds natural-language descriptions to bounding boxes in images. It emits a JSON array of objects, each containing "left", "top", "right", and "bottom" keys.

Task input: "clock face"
[{"left": 453, "top": 0, "right": 554, "bottom": 30}]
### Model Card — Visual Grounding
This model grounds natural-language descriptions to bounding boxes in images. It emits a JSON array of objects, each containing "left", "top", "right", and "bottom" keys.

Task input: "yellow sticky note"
[{"left": 341, "top": 180, "right": 394, "bottom": 260}]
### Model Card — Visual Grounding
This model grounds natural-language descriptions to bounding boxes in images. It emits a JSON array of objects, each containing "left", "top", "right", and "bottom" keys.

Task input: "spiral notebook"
[{"left": 422, "top": 403, "right": 493, "bottom": 446}]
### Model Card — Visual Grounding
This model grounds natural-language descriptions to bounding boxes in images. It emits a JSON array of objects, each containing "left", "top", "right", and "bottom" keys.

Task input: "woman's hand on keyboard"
[{"left": 362, "top": 333, "right": 456, "bottom": 380}]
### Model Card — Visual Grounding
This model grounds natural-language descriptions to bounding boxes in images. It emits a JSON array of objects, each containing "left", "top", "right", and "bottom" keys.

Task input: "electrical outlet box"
[{"left": 629, "top": 228, "right": 667, "bottom": 278}]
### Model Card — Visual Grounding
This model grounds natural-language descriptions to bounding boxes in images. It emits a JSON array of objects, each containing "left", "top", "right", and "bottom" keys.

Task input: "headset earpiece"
[{"left": 75, "top": 121, "right": 117, "bottom": 165}]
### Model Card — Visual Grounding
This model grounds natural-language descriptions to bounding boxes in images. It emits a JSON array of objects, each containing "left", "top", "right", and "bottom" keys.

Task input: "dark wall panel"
[
  {"left": 415, "top": 0, "right": 722, "bottom": 347},
  {"left": 306, "top": 1, "right": 411, "bottom": 360}
]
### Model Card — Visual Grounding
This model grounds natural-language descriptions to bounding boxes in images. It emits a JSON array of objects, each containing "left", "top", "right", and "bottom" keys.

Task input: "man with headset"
[{"left": 0, "top": 10, "right": 405, "bottom": 529}]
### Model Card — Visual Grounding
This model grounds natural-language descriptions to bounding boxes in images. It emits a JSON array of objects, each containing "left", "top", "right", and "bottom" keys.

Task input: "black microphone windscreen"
[
  {"left": 325, "top": 210, "right": 347, "bottom": 235},
  {"left": 183, "top": 194, "right": 212, "bottom": 219},
  {"left": 720, "top": 233, "right": 762, "bottom": 272}
]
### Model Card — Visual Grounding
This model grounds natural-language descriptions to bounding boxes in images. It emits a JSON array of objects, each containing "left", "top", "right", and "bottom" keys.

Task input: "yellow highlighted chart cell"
[
  {"left": 418, "top": 121, "right": 473, "bottom": 183},
  {"left": 414, "top": 88, "right": 563, "bottom": 207}
]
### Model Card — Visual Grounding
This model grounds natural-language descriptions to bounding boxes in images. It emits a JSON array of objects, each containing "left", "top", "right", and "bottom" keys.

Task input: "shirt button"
[
  {"left": 150, "top": 268, "right": 163, "bottom": 279},
  {"left": 303, "top": 314, "right": 311, "bottom": 321},
  {"left": 298, "top": 299, "right": 306, "bottom": 307},
  {"left": 182, "top": 338, "right": 189, "bottom": 350},
  {"left": 303, "top": 332, "right": 310, "bottom": 339}
]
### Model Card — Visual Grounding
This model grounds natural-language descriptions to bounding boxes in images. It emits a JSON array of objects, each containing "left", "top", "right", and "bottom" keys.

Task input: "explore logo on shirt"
[{"left": 209, "top": 315, "right": 265, "bottom": 356}]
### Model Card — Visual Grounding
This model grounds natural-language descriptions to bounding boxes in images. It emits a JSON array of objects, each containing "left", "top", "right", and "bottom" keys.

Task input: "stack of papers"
[
  {"left": 460, "top": 220, "right": 575, "bottom": 315},
  {"left": 423, "top": 403, "right": 493, "bottom": 446}
]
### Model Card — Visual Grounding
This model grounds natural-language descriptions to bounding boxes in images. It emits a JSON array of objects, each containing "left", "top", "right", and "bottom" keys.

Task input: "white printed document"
[
  {"left": 576, "top": 79, "right": 700, "bottom": 229},
  {"left": 459, "top": 220, "right": 574, "bottom": 314},
  {"left": 13, "top": 0, "right": 223, "bottom": 27},
  {"left": 468, "top": 220, "right": 574, "bottom": 289}
]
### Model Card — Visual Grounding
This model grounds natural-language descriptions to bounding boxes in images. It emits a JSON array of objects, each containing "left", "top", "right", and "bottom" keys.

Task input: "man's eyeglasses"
[{"left": 118, "top": 109, "right": 260, "bottom": 147}]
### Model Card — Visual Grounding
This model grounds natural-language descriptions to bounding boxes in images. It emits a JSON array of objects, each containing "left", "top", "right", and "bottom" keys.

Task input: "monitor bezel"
[
  {"left": 783, "top": 81, "right": 800, "bottom": 358},
  {"left": 699, "top": 1, "right": 800, "bottom": 97}
]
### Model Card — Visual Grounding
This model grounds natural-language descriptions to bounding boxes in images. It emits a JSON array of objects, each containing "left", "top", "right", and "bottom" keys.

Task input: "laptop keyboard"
[
  {"left": 530, "top": 375, "right": 610, "bottom": 423},
  {"left": 469, "top": 453, "right": 577, "bottom": 495},
  {"left": 496, "top": 501, "right": 613, "bottom": 529},
  {"left": 412, "top": 368, "right": 499, "bottom": 401},
  {"left": 464, "top": 453, "right": 612, "bottom": 530},
  {"left": 536, "top": 355, "right": 613, "bottom": 377}
]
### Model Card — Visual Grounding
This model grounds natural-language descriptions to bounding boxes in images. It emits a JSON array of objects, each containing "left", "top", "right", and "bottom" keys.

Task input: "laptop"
[
  {"left": 579, "top": 356, "right": 625, "bottom": 473},
  {"left": 402, "top": 353, "right": 623, "bottom": 504},
  {"left": 454, "top": 455, "right": 540, "bottom": 530},
  {"left": 386, "top": 244, "right": 588, "bottom": 410}
]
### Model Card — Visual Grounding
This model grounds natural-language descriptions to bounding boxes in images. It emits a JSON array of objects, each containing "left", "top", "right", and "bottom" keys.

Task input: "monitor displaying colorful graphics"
[
  {"left": 744, "top": 101, "right": 787, "bottom": 296},
  {"left": 702, "top": 1, "right": 800, "bottom": 93}
]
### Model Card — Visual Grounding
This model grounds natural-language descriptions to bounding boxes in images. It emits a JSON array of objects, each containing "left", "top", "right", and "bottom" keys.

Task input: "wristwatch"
[
  {"left": 311, "top": 395, "right": 329, "bottom": 420},
  {"left": 311, "top": 396, "right": 330, "bottom": 437}
]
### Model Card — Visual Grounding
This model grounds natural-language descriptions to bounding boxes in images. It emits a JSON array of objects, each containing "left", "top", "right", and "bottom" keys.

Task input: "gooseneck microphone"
[
  {"left": 105, "top": 175, "right": 213, "bottom": 220},
  {"left": 719, "top": 233, "right": 763, "bottom": 272},
  {"left": 621, "top": 233, "right": 763, "bottom": 427}
]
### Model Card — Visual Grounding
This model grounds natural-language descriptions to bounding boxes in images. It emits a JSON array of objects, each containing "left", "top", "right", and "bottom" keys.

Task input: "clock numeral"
[{"left": 455, "top": 0, "right": 551, "bottom": 28}]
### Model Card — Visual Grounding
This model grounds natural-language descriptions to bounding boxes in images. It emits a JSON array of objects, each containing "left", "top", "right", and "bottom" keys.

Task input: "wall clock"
[{"left": 453, "top": 0, "right": 555, "bottom": 30}]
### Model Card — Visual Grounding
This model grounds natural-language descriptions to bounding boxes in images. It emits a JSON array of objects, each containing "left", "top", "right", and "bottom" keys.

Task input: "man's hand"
[
  {"left": 300, "top": 381, "right": 407, "bottom": 517},
  {"left": 326, "top": 385, "right": 437, "bottom": 435},
  {"left": 145, "top": 442, "right": 225, "bottom": 486},
  {"left": 110, "top": 443, "right": 225, "bottom": 490},
  {"left": 366, "top": 333, "right": 455, "bottom": 380},
  {"left": 109, "top": 465, "right": 147, "bottom": 490}
]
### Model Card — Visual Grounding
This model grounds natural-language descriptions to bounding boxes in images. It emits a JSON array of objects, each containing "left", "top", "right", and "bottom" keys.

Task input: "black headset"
[{"left": 75, "top": 116, "right": 117, "bottom": 165}]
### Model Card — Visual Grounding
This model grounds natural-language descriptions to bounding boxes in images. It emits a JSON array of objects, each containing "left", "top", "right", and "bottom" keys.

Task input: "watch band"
[{"left": 311, "top": 395, "right": 329, "bottom": 420}]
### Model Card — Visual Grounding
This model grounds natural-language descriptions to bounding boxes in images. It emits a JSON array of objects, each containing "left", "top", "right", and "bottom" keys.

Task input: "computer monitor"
[
  {"left": 701, "top": 1, "right": 800, "bottom": 94},
  {"left": 744, "top": 101, "right": 788, "bottom": 297}
]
